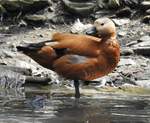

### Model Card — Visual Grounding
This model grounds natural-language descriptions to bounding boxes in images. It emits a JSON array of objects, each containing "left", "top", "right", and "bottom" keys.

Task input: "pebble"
[
  {"left": 118, "top": 58, "right": 136, "bottom": 66},
  {"left": 142, "top": 15, "right": 150, "bottom": 24},
  {"left": 133, "top": 47, "right": 150, "bottom": 56},
  {"left": 141, "top": 1, "right": 150, "bottom": 10},
  {"left": 116, "top": 7, "right": 132, "bottom": 18},
  {"left": 62, "top": 0, "right": 95, "bottom": 15},
  {"left": 118, "top": 31, "right": 127, "bottom": 37},
  {"left": 112, "top": 18, "right": 130, "bottom": 26},
  {"left": 146, "top": 9, "right": 150, "bottom": 14},
  {"left": 126, "top": 41, "right": 138, "bottom": 47},
  {"left": 70, "top": 19, "right": 93, "bottom": 34},
  {"left": 24, "top": 14, "right": 47, "bottom": 26},
  {"left": 137, "top": 35, "right": 150, "bottom": 42},
  {"left": 134, "top": 80, "right": 150, "bottom": 88},
  {"left": 121, "top": 48, "right": 134, "bottom": 56}
]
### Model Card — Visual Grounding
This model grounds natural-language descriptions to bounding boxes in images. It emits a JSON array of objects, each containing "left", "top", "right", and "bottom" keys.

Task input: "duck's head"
[{"left": 86, "top": 18, "right": 116, "bottom": 39}]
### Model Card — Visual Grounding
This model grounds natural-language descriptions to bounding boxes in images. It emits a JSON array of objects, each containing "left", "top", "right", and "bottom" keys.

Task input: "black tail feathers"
[{"left": 17, "top": 40, "right": 53, "bottom": 52}]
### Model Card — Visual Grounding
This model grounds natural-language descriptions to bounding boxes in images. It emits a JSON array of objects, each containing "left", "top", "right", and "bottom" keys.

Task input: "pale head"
[{"left": 94, "top": 18, "right": 116, "bottom": 39}]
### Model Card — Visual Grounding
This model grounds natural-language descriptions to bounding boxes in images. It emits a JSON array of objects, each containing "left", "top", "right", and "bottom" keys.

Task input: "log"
[
  {"left": 133, "top": 47, "right": 150, "bottom": 56},
  {"left": 25, "top": 76, "right": 51, "bottom": 85},
  {"left": 0, "top": 65, "right": 31, "bottom": 75}
]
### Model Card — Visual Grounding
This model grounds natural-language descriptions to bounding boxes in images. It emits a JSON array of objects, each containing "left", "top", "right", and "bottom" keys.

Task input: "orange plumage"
[{"left": 17, "top": 18, "right": 120, "bottom": 98}]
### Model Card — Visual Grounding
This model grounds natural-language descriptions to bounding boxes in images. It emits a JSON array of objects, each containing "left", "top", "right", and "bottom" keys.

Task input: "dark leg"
[{"left": 74, "top": 80, "right": 80, "bottom": 98}]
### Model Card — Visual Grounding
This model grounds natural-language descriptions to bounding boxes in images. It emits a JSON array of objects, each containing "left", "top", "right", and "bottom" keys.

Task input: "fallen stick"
[{"left": 25, "top": 76, "right": 51, "bottom": 85}]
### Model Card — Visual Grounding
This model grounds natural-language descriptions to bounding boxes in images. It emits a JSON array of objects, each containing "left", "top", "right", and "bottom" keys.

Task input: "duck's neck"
[{"left": 100, "top": 32, "right": 116, "bottom": 41}]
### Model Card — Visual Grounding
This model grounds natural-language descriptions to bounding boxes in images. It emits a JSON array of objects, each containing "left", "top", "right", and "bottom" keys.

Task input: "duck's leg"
[{"left": 74, "top": 80, "right": 80, "bottom": 98}]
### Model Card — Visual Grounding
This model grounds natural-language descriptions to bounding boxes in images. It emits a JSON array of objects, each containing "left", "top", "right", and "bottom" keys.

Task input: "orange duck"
[{"left": 17, "top": 18, "right": 120, "bottom": 98}]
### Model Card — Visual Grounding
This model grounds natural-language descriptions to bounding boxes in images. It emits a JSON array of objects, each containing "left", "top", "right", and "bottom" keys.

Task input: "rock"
[
  {"left": 97, "top": 0, "right": 120, "bottom": 9},
  {"left": 107, "top": 0, "right": 120, "bottom": 9},
  {"left": 0, "top": 50, "right": 16, "bottom": 58},
  {"left": 133, "top": 41, "right": 150, "bottom": 47},
  {"left": 126, "top": 41, "right": 137, "bottom": 46},
  {"left": 121, "top": 48, "right": 134, "bottom": 56},
  {"left": 24, "top": 14, "right": 47, "bottom": 26},
  {"left": 132, "top": 36, "right": 150, "bottom": 48},
  {"left": 1, "top": 0, "right": 49, "bottom": 14},
  {"left": 18, "top": 20, "right": 27, "bottom": 27},
  {"left": 119, "top": 84, "right": 150, "bottom": 94},
  {"left": 142, "top": 15, "right": 150, "bottom": 24},
  {"left": 121, "top": 0, "right": 139, "bottom": 8},
  {"left": 98, "top": 0, "right": 139, "bottom": 9},
  {"left": 0, "top": 67, "right": 25, "bottom": 89},
  {"left": 0, "top": 4, "right": 6, "bottom": 14},
  {"left": 48, "top": 6, "right": 55, "bottom": 12},
  {"left": 118, "top": 58, "right": 136, "bottom": 66},
  {"left": 141, "top": 1, "right": 150, "bottom": 10},
  {"left": 70, "top": 19, "right": 93, "bottom": 34},
  {"left": 116, "top": 7, "right": 132, "bottom": 17},
  {"left": 112, "top": 18, "right": 130, "bottom": 26},
  {"left": 146, "top": 9, "right": 150, "bottom": 14},
  {"left": 118, "top": 31, "right": 127, "bottom": 37},
  {"left": 49, "top": 15, "right": 65, "bottom": 24},
  {"left": 137, "top": 35, "right": 150, "bottom": 42},
  {"left": 62, "top": 0, "right": 96, "bottom": 16},
  {"left": 133, "top": 47, "right": 150, "bottom": 56},
  {"left": 97, "top": 0, "right": 106, "bottom": 9},
  {"left": 134, "top": 80, "right": 150, "bottom": 88},
  {"left": 120, "top": 83, "right": 137, "bottom": 88}
]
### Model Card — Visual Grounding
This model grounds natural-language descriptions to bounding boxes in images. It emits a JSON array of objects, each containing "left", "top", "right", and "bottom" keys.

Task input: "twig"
[{"left": 25, "top": 76, "right": 51, "bottom": 85}]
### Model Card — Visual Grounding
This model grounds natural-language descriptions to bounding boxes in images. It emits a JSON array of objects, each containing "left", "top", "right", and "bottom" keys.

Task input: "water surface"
[{"left": 0, "top": 87, "right": 150, "bottom": 123}]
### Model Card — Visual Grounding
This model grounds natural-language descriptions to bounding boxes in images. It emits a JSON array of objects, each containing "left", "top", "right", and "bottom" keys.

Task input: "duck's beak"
[{"left": 85, "top": 26, "right": 97, "bottom": 36}]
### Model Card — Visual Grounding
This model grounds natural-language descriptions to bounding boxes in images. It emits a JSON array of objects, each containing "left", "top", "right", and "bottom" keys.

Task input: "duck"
[{"left": 17, "top": 18, "right": 120, "bottom": 98}]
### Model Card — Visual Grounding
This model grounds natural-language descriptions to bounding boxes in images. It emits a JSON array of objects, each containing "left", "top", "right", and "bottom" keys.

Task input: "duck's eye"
[{"left": 101, "top": 23, "right": 104, "bottom": 26}]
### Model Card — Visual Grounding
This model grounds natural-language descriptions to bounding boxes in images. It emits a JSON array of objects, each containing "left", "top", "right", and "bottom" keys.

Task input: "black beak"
[{"left": 85, "top": 26, "right": 97, "bottom": 36}]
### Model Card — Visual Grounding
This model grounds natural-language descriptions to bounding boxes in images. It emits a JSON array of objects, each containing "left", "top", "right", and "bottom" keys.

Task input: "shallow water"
[{"left": 0, "top": 87, "right": 150, "bottom": 123}]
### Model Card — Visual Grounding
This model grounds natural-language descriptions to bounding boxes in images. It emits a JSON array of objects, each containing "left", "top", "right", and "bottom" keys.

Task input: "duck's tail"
[{"left": 16, "top": 40, "right": 53, "bottom": 52}]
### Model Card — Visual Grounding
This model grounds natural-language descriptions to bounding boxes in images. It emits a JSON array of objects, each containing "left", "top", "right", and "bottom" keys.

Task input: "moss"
[
  {"left": 94, "top": 86, "right": 150, "bottom": 95},
  {"left": 118, "top": 86, "right": 150, "bottom": 95},
  {"left": 0, "top": 4, "right": 6, "bottom": 14}
]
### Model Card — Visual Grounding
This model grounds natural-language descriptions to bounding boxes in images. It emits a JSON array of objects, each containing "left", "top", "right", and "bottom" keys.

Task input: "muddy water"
[{"left": 0, "top": 87, "right": 150, "bottom": 123}]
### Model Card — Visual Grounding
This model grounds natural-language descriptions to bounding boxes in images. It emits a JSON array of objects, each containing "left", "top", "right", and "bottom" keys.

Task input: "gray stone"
[
  {"left": 141, "top": 1, "right": 150, "bottom": 10},
  {"left": 0, "top": 0, "right": 49, "bottom": 14},
  {"left": 118, "top": 58, "right": 136, "bottom": 66},
  {"left": 62, "top": 0, "right": 95, "bottom": 16},
  {"left": 126, "top": 41, "right": 138, "bottom": 47},
  {"left": 121, "top": 0, "right": 139, "bottom": 8},
  {"left": 146, "top": 9, "right": 150, "bottom": 14},
  {"left": 118, "top": 31, "right": 127, "bottom": 37},
  {"left": 0, "top": 4, "right": 6, "bottom": 14},
  {"left": 18, "top": 20, "right": 27, "bottom": 27},
  {"left": 112, "top": 18, "right": 130, "bottom": 26},
  {"left": 121, "top": 48, "right": 134, "bottom": 56},
  {"left": 133, "top": 47, "right": 150, "bottom": 56},
  {"left": 0, "top": 67, "right": 25, "bottom": 89},
  {"left": 138, "top": 35, "right": 150, "bottom": 42},
  {"left": 132, "top": 36, "right": 150, "bottom": 48},
  {"left": 97, "top": 0, "right": 120, "bottom": 9},
  {"left": 134, "top": 80, "right": 150, "bottom": 88},
  {"left": 70, "top": 19, "right": 93, "bottom": 34},
  {"left": 116, "top": 7, "right": 132, "bottom": 17},
  {"left": 24, "top": 14, "right": 47, "bottom": 25},
  {"left": 142, "top": 15, "right": 150, "bottom": 24},
  {"left": 133, "top": 41, "right": 150, "bottom": 47},
  {"left": 131, "top": 35, "right": 150, "bottom": 56}
]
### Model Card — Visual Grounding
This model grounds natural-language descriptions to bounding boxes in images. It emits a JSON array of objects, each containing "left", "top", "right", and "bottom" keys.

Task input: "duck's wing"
[
  {"left": 52, "top": 32, "right": 101, "bottom": 43},
  {"left": 50, "top": 33, "right": 102, "bottom": 57},
  {"left": 53, "top": 54, "right": 106, "bottom": 80}
]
